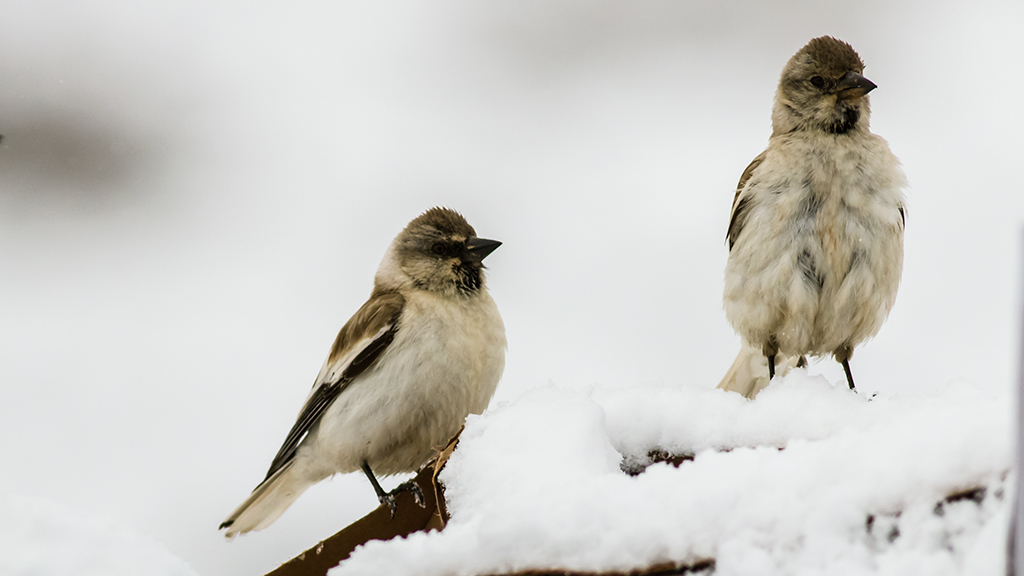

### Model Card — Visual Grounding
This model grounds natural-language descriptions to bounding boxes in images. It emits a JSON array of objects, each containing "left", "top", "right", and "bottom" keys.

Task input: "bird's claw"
[
  {"left": 395, "top": 481, "right": 426, "bottom": 507},
  {"left": 379, "top": 481, "right": 426, "bottom": 518},
  {"left": 380, "top": 493, "right": 398, "bottom": 518}
]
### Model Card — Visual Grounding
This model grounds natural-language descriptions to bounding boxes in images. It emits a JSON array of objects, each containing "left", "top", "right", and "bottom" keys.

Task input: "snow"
[
  {"left": 0, "top": 372, "right": 1011, "bottom": 576},
  {"left": 332, "top": 371, "right": 1011, "bottom": 575},
  {"left": 0, "top": 495, "right": 201, "bottom": 576}
]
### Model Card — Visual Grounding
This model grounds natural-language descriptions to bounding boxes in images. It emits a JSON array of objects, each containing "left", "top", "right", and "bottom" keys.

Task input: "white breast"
[
  {"left": 300, "top": 289, "right": 506, "bottom": 479},
  {"left": 724, "top": 132, "right": 906, "bottom": 356}
]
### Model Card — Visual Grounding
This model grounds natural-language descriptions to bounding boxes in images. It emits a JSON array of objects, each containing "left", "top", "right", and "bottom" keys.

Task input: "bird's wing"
[
  {"left": 261, "top": 289, "right": 405, "bottom": 481},
  {"left": 727, "top": 149, "right": 767, "bottom": 251}
]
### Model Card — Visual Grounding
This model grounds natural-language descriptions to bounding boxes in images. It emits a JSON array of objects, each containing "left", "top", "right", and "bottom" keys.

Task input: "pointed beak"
[
  {"left": 836, "top": 71, "right": 877, "bottom": 100},
  {"left": 461, "top": 237, "right": 501, "bottom": 263}
]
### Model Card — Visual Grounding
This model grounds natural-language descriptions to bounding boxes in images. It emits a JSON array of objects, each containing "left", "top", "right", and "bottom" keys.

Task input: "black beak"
[
  {"left": 461, "top": 237, "right": 501, "bottom": 263},
  {"left": 836, "top": 71, "right": 877, "bottom": 100}
]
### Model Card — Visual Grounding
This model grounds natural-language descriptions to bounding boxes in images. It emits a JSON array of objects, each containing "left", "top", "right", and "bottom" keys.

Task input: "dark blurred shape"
[
  {"left": 0, "top": 103, "right": 163, "bottom": 212},
  {"left": 1009, "top": 232, "right": 1024, "bottom": 576}
]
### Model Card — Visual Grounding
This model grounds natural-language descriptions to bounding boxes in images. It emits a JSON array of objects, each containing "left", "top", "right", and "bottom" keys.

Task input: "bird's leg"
[
  {"left": 835, "top": 346, "right": 856, "bottom": 391},
  {"left": 763, "top": 337, "right": 779, "bottom": 380},
  {"left": 841, "top": 360, "right": 856, "bottom": 391},
  {"left": 360, "top": 460, "right": 391, "bottom": 510},
  {"left": 360, "top": 460, "right": 425, "bottom": 518}
]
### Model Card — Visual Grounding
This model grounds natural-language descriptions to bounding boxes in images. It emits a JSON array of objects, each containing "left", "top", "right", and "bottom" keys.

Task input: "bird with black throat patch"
[
  {"left": 718, "top": 36, "right": 907, "bottom": 398},
  {"left": 220, "top": 207, "right": 507, "bottom": 537}
]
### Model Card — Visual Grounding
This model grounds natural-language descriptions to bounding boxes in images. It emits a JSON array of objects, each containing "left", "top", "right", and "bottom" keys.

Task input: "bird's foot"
[
  {"left": 394, "top": 480, "right": 426, "bottom": 507},
  {"left": 378, "top": 493, "right": 398, "bottom": 518},
  {"left": 379, "top": 481, "right": 426, "bottom": 518}
]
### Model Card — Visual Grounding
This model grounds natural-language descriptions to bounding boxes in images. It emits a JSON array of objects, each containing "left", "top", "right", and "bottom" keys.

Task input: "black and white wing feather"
[{"left": 260, "top": 290, "right": 405, "bottom": 482}]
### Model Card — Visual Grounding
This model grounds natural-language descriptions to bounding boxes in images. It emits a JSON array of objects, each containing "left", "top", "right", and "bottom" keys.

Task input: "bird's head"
[
  {"left": 379, "top": 207, "right": 501, "bottom": 296},
  {"left": 771, "top": 36, "right": 875, "bottom": 136}
]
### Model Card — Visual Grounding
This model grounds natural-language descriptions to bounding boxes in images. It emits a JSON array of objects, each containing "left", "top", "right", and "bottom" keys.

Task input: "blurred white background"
[{"left": 1, "top": 0, "right": 1021, "bottom": 574}]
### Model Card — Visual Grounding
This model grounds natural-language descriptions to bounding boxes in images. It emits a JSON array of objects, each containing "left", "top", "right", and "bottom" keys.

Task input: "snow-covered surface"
[
  {"left": 333, "top": 372, "right": 1010, "bottom": 575},
  {"left": 0, "top": 495, "right": 201, "bottom": 576}
]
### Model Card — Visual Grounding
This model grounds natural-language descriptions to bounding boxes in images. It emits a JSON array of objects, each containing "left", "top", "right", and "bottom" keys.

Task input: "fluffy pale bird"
[
  {"left": 719, "top": 36, "right": 907, "bottom": 397},
  {"left": 221, "top": 207, "right": 506, "bottom": 537}
]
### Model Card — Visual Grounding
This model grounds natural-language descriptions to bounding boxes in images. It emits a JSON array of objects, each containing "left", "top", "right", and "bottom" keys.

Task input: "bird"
[
  {"left": 719, "top": 36, "right": 907, "bottom": 398},
  {"left": 220, "top": 207, "right": 507, "bottom": 537}
]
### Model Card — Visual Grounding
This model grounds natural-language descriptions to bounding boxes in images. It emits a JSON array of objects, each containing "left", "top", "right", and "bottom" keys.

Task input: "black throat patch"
[
  {"left": 825, "top": 106, "right": 860, "bottom": 134},
  {"left": 454, "top": 262, "right": 483, "bottom": 294}
]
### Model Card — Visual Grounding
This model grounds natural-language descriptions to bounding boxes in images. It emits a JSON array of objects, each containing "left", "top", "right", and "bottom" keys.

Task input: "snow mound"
[
  {"left": 0, "top": 495, "right": 201, "bottom": 576},
  {"left": 332, "top": 371, "right": 1011, "bottom": 576}
]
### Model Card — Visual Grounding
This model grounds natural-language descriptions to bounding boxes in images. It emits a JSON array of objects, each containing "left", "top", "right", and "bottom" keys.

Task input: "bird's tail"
[
  {"left": 220, "top": 460, "right": 312, "bottom": 538},
  {"left": 717, "top": 344, "right": 803, "bottom": 399}
]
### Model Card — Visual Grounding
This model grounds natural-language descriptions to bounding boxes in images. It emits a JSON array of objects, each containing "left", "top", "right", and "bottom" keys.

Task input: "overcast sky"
[{"left": 1, "top": 1, "right": 1022, "bottom": 575}]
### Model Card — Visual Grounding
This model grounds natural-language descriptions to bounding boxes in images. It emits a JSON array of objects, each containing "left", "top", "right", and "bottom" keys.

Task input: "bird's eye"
[
  {"left": 810, "top": 76, "right": 825, "bottom": 88},
  {"left": 431, "top": 243, "right": 448, "bottom": 256}
]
